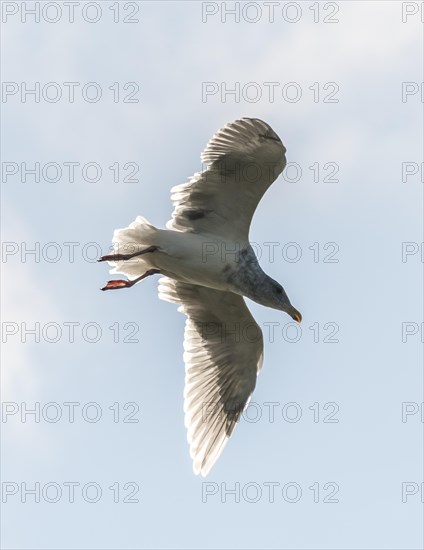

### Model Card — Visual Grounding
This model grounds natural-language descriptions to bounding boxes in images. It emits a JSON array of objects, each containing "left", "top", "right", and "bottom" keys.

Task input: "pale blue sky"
[{"left": 1, "top": 1, "right": 423, "bottom": 549}]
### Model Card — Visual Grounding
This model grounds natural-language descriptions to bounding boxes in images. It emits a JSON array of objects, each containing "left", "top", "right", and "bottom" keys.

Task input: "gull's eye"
[{"left": 275, "top": 286, "right": 282, "bottom": 294}]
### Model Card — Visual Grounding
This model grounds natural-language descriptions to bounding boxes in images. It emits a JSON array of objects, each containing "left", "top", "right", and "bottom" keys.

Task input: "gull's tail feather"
[{"left": 107, "top": 216, "right": 159, "bottom": 280}]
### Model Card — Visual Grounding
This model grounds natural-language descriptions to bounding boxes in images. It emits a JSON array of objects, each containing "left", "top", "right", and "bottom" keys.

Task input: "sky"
[{"left": 1, "top": 1, "right": 423, "bottom": 549}]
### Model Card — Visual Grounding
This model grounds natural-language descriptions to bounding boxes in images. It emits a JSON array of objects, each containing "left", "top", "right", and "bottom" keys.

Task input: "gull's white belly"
[{"left": 152, "top": 229, "right": 248, "bottom": 291}]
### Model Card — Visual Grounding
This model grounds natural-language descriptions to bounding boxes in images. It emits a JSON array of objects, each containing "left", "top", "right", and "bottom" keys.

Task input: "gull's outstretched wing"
[
  {"left": 158, "top": 276, "right": 264, "bottom": 476},
  {"left": 167, "top": 118, "right": 286, "bottom": 242}
]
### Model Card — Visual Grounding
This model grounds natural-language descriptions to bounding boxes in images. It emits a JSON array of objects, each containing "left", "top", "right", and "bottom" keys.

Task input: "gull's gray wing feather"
[
  {"left": 166, "top": 118, "right": 286, "bottom": 241},
  {"left": 158, "top": 276, "right": 264, "bottom": 476}
]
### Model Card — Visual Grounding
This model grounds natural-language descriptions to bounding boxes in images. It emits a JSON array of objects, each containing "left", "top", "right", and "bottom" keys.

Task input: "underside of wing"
[
  {"left": 166, "top": 118, "right": 286, "bottom": 241},
  {"left": 158, "top": 276, "right": 264, "bottom": 476}
]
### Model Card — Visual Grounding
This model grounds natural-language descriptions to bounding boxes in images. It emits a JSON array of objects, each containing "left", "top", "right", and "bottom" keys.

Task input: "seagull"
[{"left": 99, "top": 118, "right": 302, "bottom": 476}]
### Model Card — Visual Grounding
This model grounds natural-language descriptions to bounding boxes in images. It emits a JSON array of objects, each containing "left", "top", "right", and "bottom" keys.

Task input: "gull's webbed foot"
[{"left": 101, "top": 269, "right": 160, "bottom": 291}]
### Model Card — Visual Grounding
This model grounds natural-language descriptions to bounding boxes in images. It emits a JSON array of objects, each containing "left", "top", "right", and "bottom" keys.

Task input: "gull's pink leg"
[
  {"left": 101, "top": 269, "right": 160, "bottom": 291},
  {"left": 98, "top": 245, "right": 158, "bottom": 263}
]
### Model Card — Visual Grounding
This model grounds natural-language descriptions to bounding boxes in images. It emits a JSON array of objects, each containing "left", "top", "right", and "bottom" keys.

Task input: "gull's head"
[{"left": 272, "top": 282, "right": 302, "bottom": 323}]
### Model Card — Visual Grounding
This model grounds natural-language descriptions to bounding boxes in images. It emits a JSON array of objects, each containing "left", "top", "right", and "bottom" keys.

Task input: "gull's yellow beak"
[{"left": 290, "top": 308, "right": 302, "bottom": 323}]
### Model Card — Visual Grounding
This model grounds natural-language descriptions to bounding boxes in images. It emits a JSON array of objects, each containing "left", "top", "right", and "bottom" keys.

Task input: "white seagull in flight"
[{"left": 99, "top": 118, "right": 302, "bottom": 476}]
